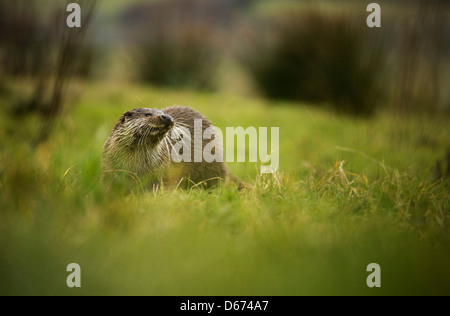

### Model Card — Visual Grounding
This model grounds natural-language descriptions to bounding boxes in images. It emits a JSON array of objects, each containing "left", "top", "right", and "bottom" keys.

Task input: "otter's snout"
[
  {"left": 155, "top": 114, "right": 174, "bottom": 134},
  {"left": 159, "top": 114, "right": 174, "bottom": 131},
  {"left": 160, "top": 114, "right": 174, "bottom": 124}
]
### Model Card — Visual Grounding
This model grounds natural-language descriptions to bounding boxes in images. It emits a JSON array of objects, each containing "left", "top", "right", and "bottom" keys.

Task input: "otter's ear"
[{"left": 120, "top": 111, "right": 133, "bottom": 123}]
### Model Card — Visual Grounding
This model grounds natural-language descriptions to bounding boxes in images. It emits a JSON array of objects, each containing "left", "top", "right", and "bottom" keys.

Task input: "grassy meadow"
[{"left": 1, "top": 82, "right": 449, "bottom": 295}]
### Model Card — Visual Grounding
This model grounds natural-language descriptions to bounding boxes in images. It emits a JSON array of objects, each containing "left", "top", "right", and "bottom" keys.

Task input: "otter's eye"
[{"left": 145, "top": 114, "right": 153, "bottom": 117}]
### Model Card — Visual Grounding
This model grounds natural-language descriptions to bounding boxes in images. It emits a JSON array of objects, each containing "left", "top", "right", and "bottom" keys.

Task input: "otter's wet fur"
[{"left": 103, "top": 106, "right": 242, "bottom": 190}]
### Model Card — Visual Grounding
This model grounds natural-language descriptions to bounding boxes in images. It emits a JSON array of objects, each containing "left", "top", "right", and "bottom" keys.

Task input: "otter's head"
[{"left": 114, "top": 108, "right": 175, "bottom": 149}]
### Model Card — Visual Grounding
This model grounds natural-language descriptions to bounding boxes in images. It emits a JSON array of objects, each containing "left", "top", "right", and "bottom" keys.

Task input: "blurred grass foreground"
[{"left": 0, "top": 0, "right": 450, "bottom": 295}]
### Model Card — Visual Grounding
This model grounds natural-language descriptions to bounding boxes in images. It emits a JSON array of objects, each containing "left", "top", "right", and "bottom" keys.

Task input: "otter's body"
[{"left": 103, "top": 106, "right": 240, "bottom": 190}]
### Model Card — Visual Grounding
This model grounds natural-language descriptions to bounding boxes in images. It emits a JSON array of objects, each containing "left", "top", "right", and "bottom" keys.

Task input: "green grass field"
[{"left": 0, "top": 82, "right": 449, "bottom": 296}]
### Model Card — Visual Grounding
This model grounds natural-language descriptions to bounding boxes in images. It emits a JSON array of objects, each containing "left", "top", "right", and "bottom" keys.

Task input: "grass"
[{"left": 0, "top": 82, "right": 449, "bottom": 296}]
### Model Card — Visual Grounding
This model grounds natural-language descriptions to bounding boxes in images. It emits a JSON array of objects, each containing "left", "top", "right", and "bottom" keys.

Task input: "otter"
[{"left": 102, "top": 106, "right": 243, "bottom": 190}]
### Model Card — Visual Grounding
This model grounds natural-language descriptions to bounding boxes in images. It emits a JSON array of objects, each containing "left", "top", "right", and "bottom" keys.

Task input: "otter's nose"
[{"left": 160, "top": 114, "right": 174, "bottom": 124}]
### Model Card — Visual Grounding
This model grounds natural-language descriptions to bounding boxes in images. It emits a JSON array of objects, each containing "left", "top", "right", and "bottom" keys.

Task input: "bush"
[
  {"left": 238, "top": 10, "right": 386, "bottom": 116},
  {"left": 392, "top": 0, "right": 449, "bottom": 115},
  {"left": 0, "top": 1, "right": 48, "bottom": 77},
  {"left": 0, "top": 1, "right": 97, "bottom": 81},
  {"left": 133, "top": 23, "right": 218, "bottom": 90},
  {"left": 0, "top": 0, "right": 97, "bottom": 145},
  {"left": 124, "top": 0, "right": 222, "bottom": 90}
]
